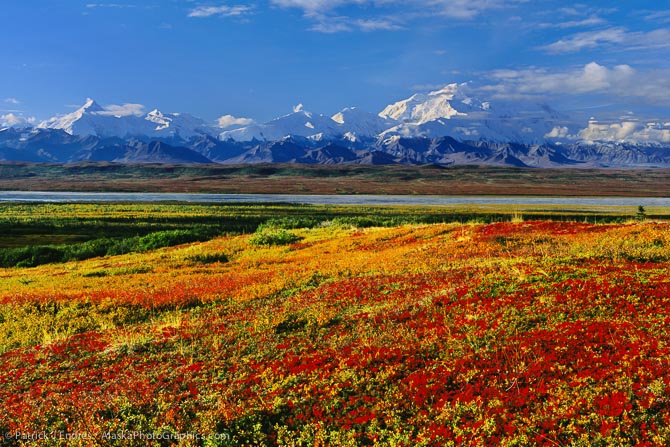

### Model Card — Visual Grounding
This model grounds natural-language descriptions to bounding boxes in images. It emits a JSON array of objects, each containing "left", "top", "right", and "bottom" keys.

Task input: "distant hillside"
[{"left": 2, "top": 162, "right": 670, "bottom": 197}]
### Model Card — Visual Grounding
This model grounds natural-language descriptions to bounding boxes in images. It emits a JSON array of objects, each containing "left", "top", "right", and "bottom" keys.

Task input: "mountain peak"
[
  {"left": 379, "top": 85, "right": 467, "bottom": 124},
  {"left": 332, "top": 107, "right": 359, "bottom": 124},
  {"left": 79, "top": 98, "right": 105, "bottom": 114},
  {"left": 37, "top": 100, "right": 217, "bottom": 139},
  {"left": 332, "top": 107, "right": 365, "bottom": 121},
  {"left": 147, "top": 109, "right": 164, "bottom": 118},
  {"left": 145, "top": 109, "right": 170, "bottom": 131}
]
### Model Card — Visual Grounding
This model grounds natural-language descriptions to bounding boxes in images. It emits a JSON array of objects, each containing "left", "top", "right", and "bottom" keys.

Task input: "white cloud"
[
  {"left": 4, "top": 98, "right": 20, "bottom": 105},
  {"left": 554, "top": 5, "right": 618, "bottom": 17},
  {"left": 484, "top": 62, "right": 633, "bottom": 95},
  {"left": 354, "top": 18, "right": 403, "bottom": 31},
  {"left": 217, "top": 114, "right": 255, "bottom": 129},
  {"left": 544, "top": 126, "right": 570, "bottom": 139},
  {"left": 293, "top": 103, "right": 304, "bottom": 112},
  {"left": 188, "top": 5, "right": 254, "bottom": 18},
  {"left": 272, "top": 0, "right": 356, "bottom": 13},
  {"left": 645, "top": 10, "right": 670, "bottom": 24},
  {"left": 479, "top": 62, "right": 670, "bottom": 105},
  {"left": 310, "top": 20, "right": 353, "bottom": 33},
  {"left": 271, "top": 0, "right": 526, "bottom": 31},
  {"left": 578, "top": 119, "right": 670, "bottom": 143},
  {"left": 541, "top": 27, "right": 670, "bottom": 54},
  {"left": 86, "top": 3, "right": 137, "bottom": 8},
  {"left": 540, "top": 27, "right": 626, "bottom": 53},
  {"left": 557, "top": 7, "right": 580, "bottom": 16},
  {"left": 627, "top": 28, "right": 670, "bottom": 50},
  {"left": 537, "top": 16, "right": 605, "bottom": 29},
  {"left": 97, "top": 103, "right": 145, "bottom": 117},
  {"left": 310, "top": 16, "right": 403, "bottom": 32},
  {"left": 427, "top": 0, "right": 527, "bottom": 19},
  {"left": 0, "top": 113, "right": 36, "bottom": 127}
]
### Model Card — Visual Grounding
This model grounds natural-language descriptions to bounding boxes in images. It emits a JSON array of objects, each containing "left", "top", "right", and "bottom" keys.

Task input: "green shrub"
[
  {"left": 257, "top": 217, "right": 319, "bottom": 231},
  {"left": 14, "top": 246, "right": 64, "bottom": 267},
  {"left": 63, "top": 238, "right": 116, "bottom": 261},
  {"left": 105, "top": 236, "right": 140, "bottom": 256},
  {"left": 330, "top": 216, "right": 381, "bottom": 228},
  {"left": 138, "top": 229, "right": 208, "bottom": 251},
  {"left": 189, "top": 252, "right": 229, "bottom": 264},
  {"left": 81, "top": 270, "right": 109, "bottom": 278},
  {"left": 249, "top": 229, "right": 301, "bottom": 246},
  {"left": 636, "top": 205, "right": 647, "bottom": 221},
  {"left": 0, "top": 229, "right": 217, "bottom": 268}
]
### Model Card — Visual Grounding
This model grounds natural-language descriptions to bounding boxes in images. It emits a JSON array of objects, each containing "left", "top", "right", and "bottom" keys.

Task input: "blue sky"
[{"left": 1, "top": 0, "right": 669, "bottom": 127}]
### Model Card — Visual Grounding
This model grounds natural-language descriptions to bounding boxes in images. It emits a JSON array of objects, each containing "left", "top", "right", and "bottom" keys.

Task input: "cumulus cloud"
[
  {"left": 97, "top": 103, "right": 146, "bottom": 117},
  {"left": 578, "top": 119, "right": 670, "bottom": 143},
  {"left": 544, "top": 126, "right": 571, "bottom": 139},
  {"left": 541, "top": 27, "right": 670, "bottom": 54},
  {"left": 217, "top": 114, "right": 255, "bottom": 129},
  {"left": 188, "top": 5, "right": 254, "bottom": 18},
  {"left": 4, "top": 98, "right": 20, "bottom": 105},
  {"left": 479, "top": 62, "right": 670, "bottom": 105},
  {"left": 0, "top": 113, "right": 36, "bottom": 127},
  {"left": 486, "top": 62, "right": 635, "bottom": 95},
  {"left": 544, "top": 119, "right": 670, "bottom": 144}
]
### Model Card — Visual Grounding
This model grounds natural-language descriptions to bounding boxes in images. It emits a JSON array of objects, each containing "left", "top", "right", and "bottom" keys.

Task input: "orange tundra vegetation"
[{"left": 1, "top": 221, "right": 670, "bottom": 445}]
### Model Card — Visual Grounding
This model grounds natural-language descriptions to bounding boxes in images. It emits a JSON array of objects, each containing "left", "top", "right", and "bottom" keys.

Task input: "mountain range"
[{"left": 2, "top": 84, "right": 669, "bottom": 168}]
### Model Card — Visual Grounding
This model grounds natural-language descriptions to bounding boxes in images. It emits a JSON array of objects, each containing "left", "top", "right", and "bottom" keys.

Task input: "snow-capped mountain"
[
  {"left": 38, "top": 99, "right": 218, "bottom": 140},
  {"left": 220, "top": 107, "right": 345, "bottom": 142},
  {"left": 220, "top": 106, "right": 396, "bottom": 142},
  {"left": 4, "top": 126, "right": 670, "bottom": 168},
  {"left": 4, "top": 86, "right": 669, "bottom": 167},
  {"left": 31, "top": 89, "right": 669, "bottom": 148},
  {"left": 38, "top": 98, "right": 149, "bottom": 137},
  {"left": 378, "top": 84, "right": 574, "bottom": 144},
  {"left": 379, "top": 84, "right": 478, "bottom": 123},
  {"left": 217, "top": 83, "right": 578, "bottom": 146},
  {"left": 144, "top": 109, "right": 217, "bottom": 140},
  {"left": 331, "top": 107, "right": 396, "bottom": 139}
]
